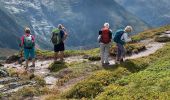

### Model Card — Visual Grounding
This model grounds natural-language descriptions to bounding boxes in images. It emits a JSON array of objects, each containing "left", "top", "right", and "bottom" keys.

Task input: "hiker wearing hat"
[
  {"left": 20, "top": 27, "right": 35, "bottom": 71},
  {"left": 98, "top": 23, "right": 112, "bottom": 66},
  {"left": 51, "top": 24, "right": 68, "bottom": 62},
  {"left": 113, "top": 26, "right": 133, "bottom": 64}
]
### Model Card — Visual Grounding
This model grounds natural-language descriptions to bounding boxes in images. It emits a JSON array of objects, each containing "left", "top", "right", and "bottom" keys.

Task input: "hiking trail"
[{"left": 0, "top": 40, "right": 165, "bottom": 97}]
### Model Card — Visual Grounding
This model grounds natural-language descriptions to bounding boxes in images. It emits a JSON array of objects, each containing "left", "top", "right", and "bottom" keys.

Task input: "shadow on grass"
[
  {"left": 103, "top": 59, "right": 148, "bottom": 73},
  {"left": 48, "top": 61, "right": 68, "bottom": 72}
]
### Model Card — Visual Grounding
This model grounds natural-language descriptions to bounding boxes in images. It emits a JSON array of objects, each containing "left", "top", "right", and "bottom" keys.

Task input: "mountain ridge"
[{"left": 0, "top": 0, "right": 149, "bottom": 49}]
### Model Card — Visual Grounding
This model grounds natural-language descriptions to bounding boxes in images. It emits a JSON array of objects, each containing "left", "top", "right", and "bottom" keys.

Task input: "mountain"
[
  {"left": 0, "top": 5, "right": 23, "bottom": 49},
  {"left": 115, "top": 0, "right": 170, "bottom": 27},
  {"left": 0, "top": 0, "right": 149, "bottom": 49}
]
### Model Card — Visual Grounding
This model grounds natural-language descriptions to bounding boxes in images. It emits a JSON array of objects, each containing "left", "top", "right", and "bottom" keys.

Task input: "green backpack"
[
  {"left": 24, "top": 35, "right": 34, "bottom": 48},
  {"left": 51, "top": 28, "right": 62, "bottom": 45}
]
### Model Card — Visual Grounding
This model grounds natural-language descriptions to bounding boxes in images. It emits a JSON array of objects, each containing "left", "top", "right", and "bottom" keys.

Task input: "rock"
[
  {"left": 83, "top": 55, "right": 90, "bottom": 59},
  {"left": 0, "top": 68, "right": 9, "bottom": 77},
  {"left": 0, "top": 77, "right": 19, "bottom": 84},
  {"left": 8, "top": 81, "right": 31, "bottom": 89},
  {"left": 5, "top": 55, "right": 20, "bottom": 64},
  {"left": 155, "top": 35, "right": 170, "bottom": 42},
  {"left": 0, "top": 63, "right": 3, "bottom": 67},
  {"left": 165, "top": 31, "right": 170, "bottom": 34}
]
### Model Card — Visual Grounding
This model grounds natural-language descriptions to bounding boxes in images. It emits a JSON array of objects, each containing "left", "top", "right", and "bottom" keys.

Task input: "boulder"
[
  {"left": 165, "top": 31, "right": 170, "bottom": 34},
  {"left": 0, "top": 68, "right": 9, "bottom": 77},
  {"left": 155, "top": 35, "right": 170, "bottom": 42},
  {"left": 5, "top": 55, "right": 20, "bottom": 64}
]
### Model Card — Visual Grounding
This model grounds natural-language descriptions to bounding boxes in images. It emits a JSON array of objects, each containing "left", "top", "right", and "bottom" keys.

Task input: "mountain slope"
[
  {"left": 115, "top": 0, "right": 170, "bottom": 27},
  {"left": 0, "top": 0, "right": 149, "bottom": 49},
  {"left": 0, "top": 5, "right": 22, "bottom": 49}
]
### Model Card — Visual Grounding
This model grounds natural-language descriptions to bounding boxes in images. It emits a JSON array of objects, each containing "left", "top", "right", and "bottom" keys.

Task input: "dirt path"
[{"left": 1, "top": 40, "right": 165, "bottom": 96}]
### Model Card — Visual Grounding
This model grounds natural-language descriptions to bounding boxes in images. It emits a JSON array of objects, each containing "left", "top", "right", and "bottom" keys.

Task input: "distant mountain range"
[
  {"left": 115, "top": 0, "right": 170, "bottom": 27},
  {"left": 0, "top": 0, "right": 152, "bottom": 49}
]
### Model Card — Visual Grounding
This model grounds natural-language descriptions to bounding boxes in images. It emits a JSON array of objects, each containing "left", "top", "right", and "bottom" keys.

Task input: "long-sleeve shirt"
[{"left": 121, "top": 32, "right": 131, "bottom": 42}]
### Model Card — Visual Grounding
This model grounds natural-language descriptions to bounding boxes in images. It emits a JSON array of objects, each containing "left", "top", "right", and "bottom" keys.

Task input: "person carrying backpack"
[
  {"left": 113, "top": 26, "right": 133, "bottom": 64},
  {"left": 98, "top": 23, "right": 112, "bottom": 66},
  {"left": 20, "top": 27, "right": 35, "bottom": 71},
  {"left": 51, "top": 24, "right": 68, "bottom": 62}
]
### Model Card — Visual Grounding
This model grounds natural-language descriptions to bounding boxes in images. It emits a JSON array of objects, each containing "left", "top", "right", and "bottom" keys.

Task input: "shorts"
[
  {"left": 24, "top": 48, "right": 35, "bottom": 60},
  {"left": 54, "top": 42, "right": 65, "bottom": 52}
]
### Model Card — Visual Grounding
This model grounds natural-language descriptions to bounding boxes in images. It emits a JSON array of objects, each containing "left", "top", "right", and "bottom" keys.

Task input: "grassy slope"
[
  {"left": 0, "top": 48, "right": 17, "bottom": 60},
  {"left": 132, "top": 25, "right": 170, "bottom": 41},
  {"left": 4, "top": 25, "right": 170, "bottom": 99},
  {"left": 57, "top": 25, "right": 170, "bottom": 99}
]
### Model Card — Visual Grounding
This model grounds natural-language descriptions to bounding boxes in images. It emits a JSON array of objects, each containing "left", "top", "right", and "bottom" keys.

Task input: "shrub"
[
  {"left": 64, "top": 68, "right": 130, "bottom": 99},
  {"left": 48, "top": 61, "right": 68, "bottom": 72},
  {"left": 110, "top": 43, "right": 146, "bottom": 56}
]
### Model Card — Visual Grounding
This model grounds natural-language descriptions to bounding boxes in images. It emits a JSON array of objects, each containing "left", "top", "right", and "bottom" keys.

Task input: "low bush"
[{"left": 48, "top": 61, "right": 68, "bottom": 72}]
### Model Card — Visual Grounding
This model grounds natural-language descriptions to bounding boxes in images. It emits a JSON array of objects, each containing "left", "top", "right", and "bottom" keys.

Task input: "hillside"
[
  {"left": 0, "top": 25, "right": 170, "bottom": 99},
  {"left": 0, "top": 0, "right": 149, "bottom": 49},
  {"left": 115, "top": 0, "right": 170, "bottom": 27},
  {"left": 0, "top": 5, "right": 22, "bottom": 49}
]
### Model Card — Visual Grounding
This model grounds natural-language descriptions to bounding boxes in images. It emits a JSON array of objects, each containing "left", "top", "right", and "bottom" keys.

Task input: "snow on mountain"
[{"left": 0, "top": 0, "right": 149, "bottom": 49}]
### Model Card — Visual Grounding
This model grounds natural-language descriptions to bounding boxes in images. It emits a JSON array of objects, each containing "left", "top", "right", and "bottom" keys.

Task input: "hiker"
[
  {"left": 113, "top": 26, "right": 133, "bottom": 63},
  {"left": 98, "top": 23, "right": 112, "bottom": 66},
  {"left": 51, "top": 24, "right": 68, "bottom": 62},
  {"left": 20, "top": 27, "right": 35, "bottom": 71}
]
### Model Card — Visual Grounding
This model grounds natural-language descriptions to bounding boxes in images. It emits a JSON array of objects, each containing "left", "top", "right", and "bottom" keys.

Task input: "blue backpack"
[{"left": 113, "top": 29, "right": 125, "bottom": 45}]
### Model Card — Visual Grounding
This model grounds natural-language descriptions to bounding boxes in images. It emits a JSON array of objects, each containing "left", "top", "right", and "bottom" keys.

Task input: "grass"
[
  {"left": 63, "top": 67, "right": 131, "bottom": 99},
  {"left": 9, "top": 86, "right": 59, "bottom": 99},
  {"left": 131, "top": 25, "right": 170, "bottom": 42},
  {"left": 55, "top": 61, "right": 101, "bottom": 87},
  {"left": 5, "top": 25, "right": 170, "bottom": 99},
  {"left": 36, "top": 48, "right": 100, "bottom": 59},
  {"left": 110, "top": 42, "right": 146, "bottom": 57},
  {"left": 48, "top": 61, "right": 68, "bottom": 72},
  {"left": 59, "top": 40, "right": 170, "bottom": 99},
  {"left": 95, "top": 43, "right": 170, "bottom": 100}
]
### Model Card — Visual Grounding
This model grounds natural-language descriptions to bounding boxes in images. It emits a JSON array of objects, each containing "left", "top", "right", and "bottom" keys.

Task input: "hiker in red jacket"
[{"left": 98, "top": 23, "right": 112, "bottom": 66}]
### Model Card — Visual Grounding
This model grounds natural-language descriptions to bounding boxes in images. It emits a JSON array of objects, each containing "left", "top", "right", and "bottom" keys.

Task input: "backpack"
[
  {"left": 101, "top": 28, "right": 111, "bottom": 44},
  {"left": 113, "top": 29, "right": 125, "bottom": 45},
  {"left": 51, "top": 28, "right": 62, "bottom": 45},
  {"left": 24, "top": 35, "right": 34, "bottom": 48}
]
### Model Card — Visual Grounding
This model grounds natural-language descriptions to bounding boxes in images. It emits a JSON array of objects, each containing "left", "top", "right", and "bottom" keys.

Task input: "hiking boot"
[
  {"left": 115, "top": 60, "right": 120, "bottom": 64},
  {"left": 120, "top": 59, "right": 124, "bottom": 63},
  {"left": 105, "top": 62, "right": 110, "bottom": 65}
]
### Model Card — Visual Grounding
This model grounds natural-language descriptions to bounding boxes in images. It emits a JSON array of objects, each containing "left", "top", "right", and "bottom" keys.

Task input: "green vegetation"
[
  {"left": 132, "top": 25, "right": 170, "bottom": 41},
  {"left": 9, "top": 86, "right": 59, "bottom": 99},
  {"left": 4, "top": 25, "right": 170, "bottom": 99},
  {"left": 110, "top": 43, "right": 146, "bottom": 56},
  {"left": 36, "top": 48, "right": 100, "bottom": 60},
  {"left": 60, "top": 42, "right": 170, "bottom": 99},
  {"left": 63, "top": 68, "right": 130, "bottom": 99},
  {"left": 48, "top": 61, "right": 68, "bottom": 72},
  {"left": 56, "top": 62, "right": 101, "bottom": 86}
]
